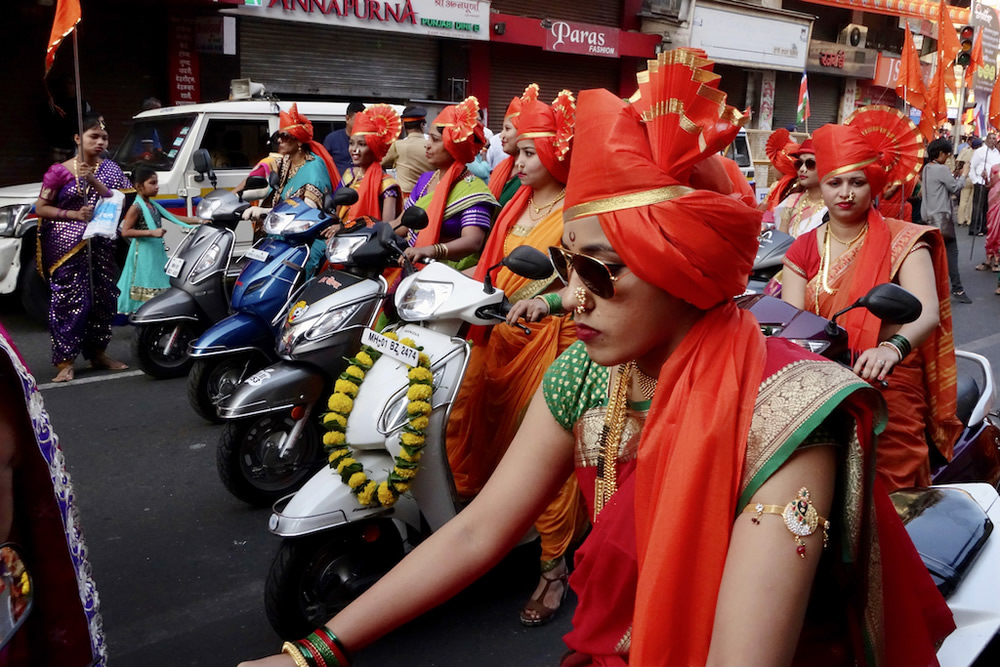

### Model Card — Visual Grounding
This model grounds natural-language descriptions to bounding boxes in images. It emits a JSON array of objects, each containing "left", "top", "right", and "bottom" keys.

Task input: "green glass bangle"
[
  {"left": 316, "top": 627, "right": 352, "bottom": 664},
  {"left": 537, "top": 292, "right": 563, "bottom": 315},
  {"left": 296, "top": 640, "right": 320, "bottom": 667},
  {"left": 305, "top": 633, "right": 341, "bottom": 666},
  {"left": 888, "top": 334, "right": 911, "bottom": 358}
]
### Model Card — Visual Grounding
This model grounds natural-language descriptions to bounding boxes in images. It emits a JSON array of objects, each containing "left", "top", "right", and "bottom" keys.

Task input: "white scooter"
[{"left": 261, "top": 221, "right": 553, "bottom": 639}]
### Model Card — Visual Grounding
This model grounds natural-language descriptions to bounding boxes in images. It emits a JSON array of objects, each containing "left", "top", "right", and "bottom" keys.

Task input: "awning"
[{"left": 799, "top": 0, "right": 969, "bottom": 25}]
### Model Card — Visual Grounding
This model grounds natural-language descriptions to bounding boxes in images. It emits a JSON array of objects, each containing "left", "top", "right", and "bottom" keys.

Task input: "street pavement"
[{"left": 2, "top": 230, "right": 1000, "bottom": 666}]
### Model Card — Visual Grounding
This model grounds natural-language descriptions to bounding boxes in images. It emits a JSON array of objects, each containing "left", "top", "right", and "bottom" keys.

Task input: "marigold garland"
[{"left": 322, "top": 332, "right": 433, "bottom": 507}]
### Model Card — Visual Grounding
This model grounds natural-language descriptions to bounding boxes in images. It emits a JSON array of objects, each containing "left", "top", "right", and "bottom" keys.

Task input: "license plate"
[
  {"left": 361, "top": 329, "right": 419, "bottom": 367},
  {"left": 244, "top": 247, "right": 269, "bottom": 262},
  {"left": 165, "top": 257, "right": 184, "bottom": 278}
]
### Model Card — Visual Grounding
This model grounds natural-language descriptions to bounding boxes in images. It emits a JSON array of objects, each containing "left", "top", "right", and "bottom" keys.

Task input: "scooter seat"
[{"left": 955, "top": 373, "right": 981, "bottom": 428}]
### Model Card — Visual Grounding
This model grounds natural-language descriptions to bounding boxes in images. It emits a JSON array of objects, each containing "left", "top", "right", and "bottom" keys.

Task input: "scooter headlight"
[
  {"left": 189, "top": 242, "right": 223, "bottom": 282},
  {"left": 397, "top": 280, "right": 453, "bottom": 320},
  {"left": 262, "top": 212, "right": 296, "bottom": 235},
  {"left": 306, "top": 303, "right": 362, "bottom": 340},
  {"left": 326, "top": 235, "right": 368, "bottom": 264},
  {"left": 788, "top": 339, "right": 831, "bottom": 355},
  {"left": 196, "top": 197, "right": 223, "bottom": 219}
]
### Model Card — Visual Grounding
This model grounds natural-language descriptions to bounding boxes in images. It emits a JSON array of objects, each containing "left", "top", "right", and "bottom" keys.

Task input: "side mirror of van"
[{"left": 192, "top": 149, "right": 217, "bottom": 188}]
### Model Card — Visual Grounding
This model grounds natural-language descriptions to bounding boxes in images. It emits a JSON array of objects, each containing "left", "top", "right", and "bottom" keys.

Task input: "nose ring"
[
  {"left": 575, "top": 286, "right": 588, "bottom": 315},
  {"left": 847, "top": 191, "right": 856, "bottom": 203}
]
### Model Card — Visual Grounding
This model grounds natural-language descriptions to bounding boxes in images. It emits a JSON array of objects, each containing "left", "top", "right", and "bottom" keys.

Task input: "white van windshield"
[
  {"left": 725, "top": 135, "right": 752, "bottom": 168},
  {"left": 114, "top": 115, "right": 197, "bottom": 171}
]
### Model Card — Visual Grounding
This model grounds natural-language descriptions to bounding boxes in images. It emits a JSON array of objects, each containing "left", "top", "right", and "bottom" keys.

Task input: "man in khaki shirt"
[{"left": 382, "top": 106, "right": 434, "bottom": 197}]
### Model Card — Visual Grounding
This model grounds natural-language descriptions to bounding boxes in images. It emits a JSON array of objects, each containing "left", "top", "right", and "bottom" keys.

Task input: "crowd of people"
[{"left": 20, "top": 45, "right": 983, "bottom": 667}]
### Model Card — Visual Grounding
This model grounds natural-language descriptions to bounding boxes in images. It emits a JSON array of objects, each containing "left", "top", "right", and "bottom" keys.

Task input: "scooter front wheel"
[
  {"left": 217, "top": 413, "right": 324, "bottom": 506},
  {"left": 188, "top": 354, "right": 267, "bottom": 423},
  {"left": 264, "top": 521, "right": 404, "bottom": 639},
  {"left": 132, "top": 321, "right": 200, "bottom": 379}
]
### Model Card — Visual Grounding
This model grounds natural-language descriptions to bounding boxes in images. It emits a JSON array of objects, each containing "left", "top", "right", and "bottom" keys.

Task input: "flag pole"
[{"left": 71, "top": 29, "right": 84, "bottom": 156}]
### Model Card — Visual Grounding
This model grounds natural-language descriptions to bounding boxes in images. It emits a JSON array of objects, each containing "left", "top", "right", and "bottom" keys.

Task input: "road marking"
[
  {"left": 37, "top": 369, "right": 146, "bottom": 391},
  {"left": 958, "top": 331, "right": 1000, "bottom": 354}
]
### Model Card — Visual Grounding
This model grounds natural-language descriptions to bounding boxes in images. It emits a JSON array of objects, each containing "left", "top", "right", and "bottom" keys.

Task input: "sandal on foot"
[
  {"left": 976, "top": 262, "right": 992, "bottom": 271},
  {"left": 52, "top": 362, "right": 74, "bottom": 383},
  {"left": 90, "top": 353, "right": 128, "bottom": 371},
  {"left": 520, "top": 570, "right": 569, "bottom": 627}
]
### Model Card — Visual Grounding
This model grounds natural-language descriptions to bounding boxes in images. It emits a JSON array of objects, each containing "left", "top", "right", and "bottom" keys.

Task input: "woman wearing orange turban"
[
  {"left": 240, "top": 52, "right": 952, "bottom": 667},
  {"left": 762, "top": 128, "right": 801, "bottom": 212},
  {"left": 446, "top": 91, "right": 585, "bottom": 627},
  {"left": 398, "top": 97, "right": 498, "bottom": 270},
  {"left": 336, "top": 104, "right": 402, "bottom": 223},
  {"left": 487, "top": 83, "right": 539, "bottom": 208},
  {"left": 782, "top": 108, "right": 963, "bottom": 491}
]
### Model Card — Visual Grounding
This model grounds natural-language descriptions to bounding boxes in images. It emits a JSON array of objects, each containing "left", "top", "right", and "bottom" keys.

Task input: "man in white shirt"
[{"left": 969, "top": 133, "right": 1000, "bottom": 235}]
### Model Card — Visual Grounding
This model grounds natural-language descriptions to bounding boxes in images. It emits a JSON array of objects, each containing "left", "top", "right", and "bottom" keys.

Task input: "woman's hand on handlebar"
[
  {"left": 506, "top": 297, "right": 548, "bottom": 326},
  {"left": 241, "top": 206, "right": 270, "bottom": 221},
  {"left": 321, "top": 223, "right": 343, "bottom": 239},
  {"left": 400, "top": 246, "right": 433, "bottom": 266},
  {"left": 853, "top": 345, "right": 899, "bottom": 382}
]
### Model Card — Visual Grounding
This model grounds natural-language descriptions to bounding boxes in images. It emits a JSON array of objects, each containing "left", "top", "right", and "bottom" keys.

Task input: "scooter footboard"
[
  {"left": 131, "top": 288, "right": 202, "bottom": 324},
  {"left": 218, "top": 361, "right": 325, "bottom": 420},
  {"left": 269, "top": 449, "right": 421, "bottom": 538}
]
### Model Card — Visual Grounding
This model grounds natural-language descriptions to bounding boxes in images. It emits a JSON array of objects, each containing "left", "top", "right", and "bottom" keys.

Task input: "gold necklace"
[
  {"left": 527, "top": 189, "right": 566, "bottom": 220},
  {"left": 593, "top": 361, "right": 633, "bottom": 520},
  {"left": 635, "top": 366, "right": 658, "bottom": 401},
  {"left": 828, "top": 222, "right": 868, "bottom": 246}
]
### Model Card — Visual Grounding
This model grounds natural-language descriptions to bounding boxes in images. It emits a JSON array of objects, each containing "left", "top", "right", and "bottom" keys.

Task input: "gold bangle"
[
  {"left": 281, "top": 642, "right": 311, "bottom": 667},
  {"left": 878, "top": 341, "right": 903, "bottom": 363},
  {"left": 742, "top": 487, "right": 830, "bottom": 559},
  {"left": 439, "top": 243, "right": 449, "bottom": 260}
]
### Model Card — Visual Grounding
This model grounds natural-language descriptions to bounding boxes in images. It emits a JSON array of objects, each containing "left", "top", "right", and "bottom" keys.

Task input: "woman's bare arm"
[
  {"left": 886, "top": 247, "right": 940, "bottom": 348},
  {"left": 781, "top": 268, "right": 807, "bottom": 310}
]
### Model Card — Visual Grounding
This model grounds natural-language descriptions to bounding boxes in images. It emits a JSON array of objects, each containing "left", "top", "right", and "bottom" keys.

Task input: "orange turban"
[
  {"left": 278, "top": 103, "right": 340, "bottom": 191},
  {"left": 813, "top": 123, "right": 891, "bottom": 197},
  {"left": 347, "top": 104, "right": 402, "bottom": 220},
  {"left": 490, "top": 84, "right": 541, "bottom": 199},
  {"left": 515, "top": 90, "right": 575, "bottom": 185}
]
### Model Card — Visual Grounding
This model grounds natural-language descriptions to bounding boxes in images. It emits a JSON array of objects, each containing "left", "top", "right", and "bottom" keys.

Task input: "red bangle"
[{"left": 313, "top": 627, "right": 350, "bottom": 666}]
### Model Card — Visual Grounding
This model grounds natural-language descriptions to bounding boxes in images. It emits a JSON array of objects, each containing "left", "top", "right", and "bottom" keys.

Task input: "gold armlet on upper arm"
[{"left": 742, "top": 487, "right": 830, "bottom": 559}]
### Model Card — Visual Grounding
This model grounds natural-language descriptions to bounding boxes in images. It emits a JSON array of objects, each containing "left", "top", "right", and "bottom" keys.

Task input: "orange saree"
[{"left": 784, "top": 212, "right": 963, "bottom": 489}]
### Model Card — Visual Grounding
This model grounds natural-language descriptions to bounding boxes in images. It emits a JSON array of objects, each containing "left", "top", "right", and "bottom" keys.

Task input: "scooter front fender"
[
  {"left": 131, "top": 288, "right": 203, "bottom": 325},
  {"left": 269, "top": 450, "right": 421, "bottom": 538},
  {"left": 190, "top": 311, "right": 275, "bottom": 358},
  {"left": 217, "top": 361, "right": 325, "bottom": 420}
]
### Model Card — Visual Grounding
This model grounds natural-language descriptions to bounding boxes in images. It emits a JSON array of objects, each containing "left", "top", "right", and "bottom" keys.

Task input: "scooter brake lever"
[{"left": 513, "top": 321, "right": 531, "bottom": 336}]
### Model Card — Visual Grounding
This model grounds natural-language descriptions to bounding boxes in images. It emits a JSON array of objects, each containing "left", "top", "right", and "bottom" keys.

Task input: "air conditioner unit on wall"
[{"left": 838, "top": 24, "right": 869, "bottom": 48}]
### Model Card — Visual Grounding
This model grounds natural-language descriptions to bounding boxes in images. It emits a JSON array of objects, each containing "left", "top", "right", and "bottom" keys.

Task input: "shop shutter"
[
  {"left": 772, "top": 71, "right": 840, "bottom": 133},
  {"left": 487, "top": 43, "right": 620, "bottom": 132},
  {"left": 239, "top": 18, "right": 439, "bottom": 101},
  {"left": 492, "top": 0, "right": 621, "bottom": 26}
]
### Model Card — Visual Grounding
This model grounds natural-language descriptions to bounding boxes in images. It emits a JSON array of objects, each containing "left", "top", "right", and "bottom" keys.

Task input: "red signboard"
[
  {"left": 168, "top": 18, "right": 201, "bottom": 106},
  {"left": 544, "top": 20, "right": 620, "bottom": 59},
  {"left": 872, "top": 52, "right": 932, "bottom": 89}
]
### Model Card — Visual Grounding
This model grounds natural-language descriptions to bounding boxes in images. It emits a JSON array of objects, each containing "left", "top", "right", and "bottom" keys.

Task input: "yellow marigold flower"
[
  {"left": 393, "top": 482, "right": 410, "bottom": 494},
  {"left": 394, "top": 466, "right": 418, "bottom": 479},
  {"left": 408, "top": 400, "right": 431, "bottom": 416},
  {"left": 356, "top": 351, "right": 374, "bottom": 367},
  {"left": 20, "top": 573, "right": 29, "bottom": 595},
  {"left": 399, "top": 448, "right": 422, "bottom": 462},
  {"left": 328, "top": 393, "right": 354, "bottom": 414},
  {"left": 382, "top": 331, "right": 399, "bottom": 341},
  {"left": 334, "top": 379, "right": 359, "bottom": 398},
  {"left": 323, "top": 431, "right": 346, "bottom": 447},
  {"left": 336, "top": 457, "right": 357, "bottom": 474},
  {"left": 408, "top": 366, "right": 433, "bottom": 383},
  {"left": 378, "top": 481, "right": 397, "bottom": 506},
  {"left": 418, "top": 352, "right": 431, "bottom": 367},
  {"left": 323, "top": 412, "right": 348, "bottom": 429},
  {"left": 328, "top": 448, "right": 349, "bottom": 464},
  {"left": 409, "top": 415, "right": 429, "bottom": 431},
  {"left": 348, "top": 471, "right": 368, "bottom": 489},
  {"left": 401, "top": 432, "right": 425, "bottom": 447},
  {"left": 400, "top": 337, "right": 417, "bottom": 348},
  {"left": 407, "top": 384, "right": 432, "bottom": 401},
  {"left": 357, "top": 481, "right": 377, "bottom": 505},
  {"left": 345, "top": 365, "right": 365, "bottom": 380}
]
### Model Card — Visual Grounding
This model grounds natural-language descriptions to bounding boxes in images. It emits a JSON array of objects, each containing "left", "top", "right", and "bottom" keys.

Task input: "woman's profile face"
[
  {"left": 561, "top": 216, "right": 690, "bottom": 367},
  {"left": 821, "top": 169, "right": 872, "bottom": 226},
  {"left": 275, "top": 132, "right": 301, "bottom": 156},
  {"left": 514, "top": 139, "right": 556, "bottom": 190},
  {"left": 77, "top": 125, "right": 108, "bottom": 156},
  {"left": 349, "top": 135, "right": 373, "bottom": 167},
  {"left": 424, "top": 125, "right": 453, "bottom": 170},
  {"left": 500, "top": 119, "right": 518, "bottom": 156}
]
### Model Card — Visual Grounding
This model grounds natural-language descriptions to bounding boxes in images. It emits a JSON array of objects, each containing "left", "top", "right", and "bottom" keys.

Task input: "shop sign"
[
  {"left": 227, "top": 0, "right": 491, "bottom": 41},
  {"left": 871, "top": 52, "right": 932, "bottom": 90},
  {"left": 972, "top": 0, "right": 1000, "bottom": 101},
  {"left": 168, "top": 18, "right": 201, "bottom": 106},
  {"left": 543, "top": 20, "right": 620, "bottom": 59},
  {"left": 196, "top": 16, "right": 237, "bottom": 55},
  {"left": 806, "top": 40, "right": 876, "bottom": 78},
  {"left": 689, "top": 3, "right": 810, "bottom": 72}
]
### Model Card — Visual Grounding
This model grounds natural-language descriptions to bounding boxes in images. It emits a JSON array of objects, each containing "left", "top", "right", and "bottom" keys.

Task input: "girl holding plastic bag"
[
  {"left": 33, "top": 112, "right": 131, "bottom": 383},
  {"left": 116, "top": 165, "right": 202, "bottom": 314}
]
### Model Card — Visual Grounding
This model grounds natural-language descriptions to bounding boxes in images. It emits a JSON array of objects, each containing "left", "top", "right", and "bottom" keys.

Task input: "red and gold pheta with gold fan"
[
  {"left": 765, "top": 128, "right": 799, "bottom": 177},
  {"left": 844, "top": 105, "right": 926, "bottom": 186}
]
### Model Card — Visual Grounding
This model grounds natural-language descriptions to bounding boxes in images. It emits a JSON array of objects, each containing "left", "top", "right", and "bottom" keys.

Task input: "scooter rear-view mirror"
[
  {"left": 332, "top": 187, "right": 359, "bottom": 207},
  {"left": 376, "top": 221, "right": 396, "bottom": 248},
  {"left": 192, "top": 149, "right": 217, "bottom": 188},
  {"left": 857, "top": 283, "right": 922, "bottom": 324},
  {"left": 503, "top": 247, "right": 553, "bottom": 280},
  {"left": 401, "top": 206, "right": 429, "bottom": 231},
  {"left": 240, "top": 176, "right": 269, "bottom": 202}
]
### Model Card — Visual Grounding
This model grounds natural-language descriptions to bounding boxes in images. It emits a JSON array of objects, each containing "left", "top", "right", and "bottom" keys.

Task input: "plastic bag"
[{"left": 83, "top": 190, "right": 125, "bottom": 239}]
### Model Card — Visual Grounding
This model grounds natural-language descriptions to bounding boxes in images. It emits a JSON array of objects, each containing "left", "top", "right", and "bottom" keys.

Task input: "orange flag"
[
  {"left": 966, "top": 27, "right": 983, "bottom": 89},
  {"left": 45, "top": 0, "right": 81, "bottom": 75},
  {"left": 919, "top": 56, "right": 948, "bottom": 142},
  {"left": 936, "top": 0, "right": 961, "bottom": 92},
  {"left": 990, "top": 73, "right": 1000, "bottom": 132},
  {"left": 897, "top": 28, "right": 927, "bottom": 109}
]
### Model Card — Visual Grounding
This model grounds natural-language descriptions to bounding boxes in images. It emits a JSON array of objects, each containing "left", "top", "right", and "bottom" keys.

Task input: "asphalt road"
[{"left": 2, "top": 230, "right": 1000, "bottom": 666}]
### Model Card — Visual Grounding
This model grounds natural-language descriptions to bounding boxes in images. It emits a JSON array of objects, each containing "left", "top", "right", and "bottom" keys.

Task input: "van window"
[
  {"left": 725, "top": 135, "right": 752, "bottom": 168},
  {"left": 200, "top": 119, "right": 271, "bottom": 170},
  {"left": 114, "top": 114, "right": 197, "bottom": 172}
]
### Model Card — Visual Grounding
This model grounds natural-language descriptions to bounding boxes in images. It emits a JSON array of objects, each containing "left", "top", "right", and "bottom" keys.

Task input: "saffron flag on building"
[
  {"left": 45, "top": 0, "right": 81, "bottom": 75},
  {"left": 896, "top": 28, "right": 927, "bottom": 109},
  {"left": 797, "top": 72, "right": 810, "bottom": 124},
  {"left": 990, "top": 73, "right": 1000, "bottom": 132},
  {"left": 965, "top": 27, "right": 983, "bottom": 89},
  {"left": 936, "top": 0, "right": 962, "bottom": 92}
]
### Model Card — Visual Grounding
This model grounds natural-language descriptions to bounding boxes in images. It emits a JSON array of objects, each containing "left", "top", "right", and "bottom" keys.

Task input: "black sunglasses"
[
  {"left": 275, "top": 132, "right": 294, "bottom": 142},
  {"left": 794, "top": 158, "right": 817, "bottom": 171},
  {"left": 548, "top": 246, "right": 629, "bottom": 299}
]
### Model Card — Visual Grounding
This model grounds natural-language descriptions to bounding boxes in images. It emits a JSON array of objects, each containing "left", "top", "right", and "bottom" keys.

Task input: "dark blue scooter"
[{"left": 186, "top": 187, "right": 358, "bottom": 422}]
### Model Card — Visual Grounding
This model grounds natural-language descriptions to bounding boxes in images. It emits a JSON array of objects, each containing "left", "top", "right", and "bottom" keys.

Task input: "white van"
[
  {"left": 723, "top": 128, "right": 755, "bottom": 192},
  {"left": 0, "top": 97, "right": 352, "bottom": 321}
]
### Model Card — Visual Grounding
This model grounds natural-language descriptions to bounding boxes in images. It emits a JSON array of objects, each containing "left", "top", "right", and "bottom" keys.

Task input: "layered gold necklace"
[{"left": 815, "top": 222, "right": 868, "bottom": 313}]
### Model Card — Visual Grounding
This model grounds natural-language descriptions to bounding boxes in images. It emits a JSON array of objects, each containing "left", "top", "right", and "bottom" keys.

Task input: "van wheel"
[{"left": 17, "top": 257, "right": 50, "bottom": 325}]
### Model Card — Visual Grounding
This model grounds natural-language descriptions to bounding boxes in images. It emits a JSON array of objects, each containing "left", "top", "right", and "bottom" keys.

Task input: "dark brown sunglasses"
[
  {"left": 548, "top": 246, "right": 629, "bottom": 299},
  {"left": 794, "top": 158, "right": 817, "bottom": 171}
]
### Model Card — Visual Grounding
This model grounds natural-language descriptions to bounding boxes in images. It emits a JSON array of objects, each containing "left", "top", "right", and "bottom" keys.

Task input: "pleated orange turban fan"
[
  {"left": 279, "top": 103, "right": 340, "bottom": 189},
  {"left": 416, "top": 96, "right": 488, "bottom": 247},
  {"left": 349, "top": 104, "right": 402, "bottom": 220},
  {"left": 763, "top": 128, "right": 800, "bottom": 210},
  {"left": 489, "top": 83, "right": 541, "bottom": 198},
  {"left": 565, "top": 49, "right": 769, "bottom": 666},
  {"left": 515, "top": 90, "right": 575, "bottom": 184}
]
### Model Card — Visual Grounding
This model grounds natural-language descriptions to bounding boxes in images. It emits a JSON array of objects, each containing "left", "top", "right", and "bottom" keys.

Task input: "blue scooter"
[{"left": 186, "top": 187, "right": 358, "bottom": 423}]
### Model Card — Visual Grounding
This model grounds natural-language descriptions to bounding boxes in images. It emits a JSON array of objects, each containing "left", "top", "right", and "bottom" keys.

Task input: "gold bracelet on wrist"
[
  {"left": 878, "top": 341, "right": 903, "bottom": 363},
  {"left": 439, "top": 243, "right": 449, "bottom": 260}
]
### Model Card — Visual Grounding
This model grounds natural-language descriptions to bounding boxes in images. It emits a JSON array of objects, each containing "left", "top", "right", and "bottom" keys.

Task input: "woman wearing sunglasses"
[
  {"left": 773, "top": 140, "right": 827, "bottom": 237},
  {"left": 446, "top": 91, "right": 584, "bottom": 627},
  {"left": 781, "top": 109, "right": 962, "bottom": 492},
  {"left": 240, "top": 54, "right": 952, "bottom": 667},
  {"left": 398, "top": 97, "right": 498, "bottom": 270}
]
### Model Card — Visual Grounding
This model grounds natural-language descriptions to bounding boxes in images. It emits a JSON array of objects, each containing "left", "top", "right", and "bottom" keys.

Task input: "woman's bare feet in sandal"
[
  {"left": 90, "top": 351, "right": 128, "bottom": 371},
  {"left": 520, "top": 557, "right": 569, "bottom": 627},
  {"left": 52, "top": 362, "right": 75, "bottom": 383}
]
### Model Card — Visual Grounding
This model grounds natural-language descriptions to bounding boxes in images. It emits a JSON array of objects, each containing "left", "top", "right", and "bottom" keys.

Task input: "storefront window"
[
  {"left": 199, "top": 119, "right": 271, "bottom": 170},
  {"left": 114, "top": 115, "right": 197, "bottom": 172}
]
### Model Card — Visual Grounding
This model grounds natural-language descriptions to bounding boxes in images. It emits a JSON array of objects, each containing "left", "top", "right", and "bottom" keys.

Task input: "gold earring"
[{"left": 575, "top": 286, "right": 587, "bottom": 315}]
